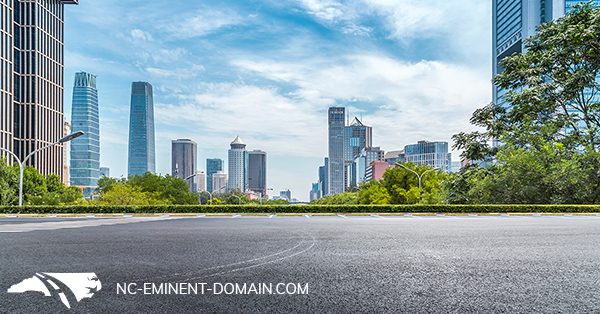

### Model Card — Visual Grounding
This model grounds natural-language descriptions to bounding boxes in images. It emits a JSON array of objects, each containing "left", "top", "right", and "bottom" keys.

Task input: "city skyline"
[{"left": 62, "top": 0, "right": 493, "bottom": 201}]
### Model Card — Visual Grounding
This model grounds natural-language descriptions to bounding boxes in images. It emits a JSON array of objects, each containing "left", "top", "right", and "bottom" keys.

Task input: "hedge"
[{"left": 1, "top": 204, "right": 600, "bottom": 214}]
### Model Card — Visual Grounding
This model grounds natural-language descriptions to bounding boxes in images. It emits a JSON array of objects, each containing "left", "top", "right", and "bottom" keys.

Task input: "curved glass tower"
[
  {"left": 69, "top": 72, "right": 99, "bottom": 197},
  {"left": 127, "top": 82, "right": 155, "bottom": 177}
]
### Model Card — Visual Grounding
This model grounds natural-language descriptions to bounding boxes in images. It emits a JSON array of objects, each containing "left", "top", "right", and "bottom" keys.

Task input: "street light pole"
[
  {"left": 394, "top": 162, "right": 438, "bottom": 190},
  {"left": 0, "top": 131, "right": 84, "bottom": 206}
]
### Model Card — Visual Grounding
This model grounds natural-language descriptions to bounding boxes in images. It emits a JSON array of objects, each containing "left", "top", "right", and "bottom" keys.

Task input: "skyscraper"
[
  {"left": 247, "top": 150, "right": 267, "bottom": 197},
  {"left": 171, "top": 139, "right": 197, "bottom": 192},
  {"left": 318, "top": 157, "right": 329, "bottom": 197},
  {"left": 69, "top": 72, "right": 100, "bottom": 197},
  {"left": 280, "top": 190, "right": 292, "bottom": 202},
  {"left": 206, "top": 158, "right": 224, "bottom": 193},
  {"left": 404, "top": 141, "right": 452, "bottom": 172},
  {"left": 493, "top": 0, "right": 599, "bottom": 106},
  {"left": 128, "top": 82, "right": 155, "bottom": 177},
  {"left": 227, "top": 136, "right": 247, "bottom": 192},
  {"left": 328, "top": 107, "right": 345, "bottom": 195},
  {"left": 344, "top": 117, "right": 372, "bottom": 188},
  {"left": 0, "top": 0, "right": 78, "bottom": 178}
]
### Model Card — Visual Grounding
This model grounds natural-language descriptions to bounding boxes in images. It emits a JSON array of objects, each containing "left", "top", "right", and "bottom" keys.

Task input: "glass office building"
[
  {"left": 69, "top": 72, "right": 100, "bottom": 197},
  {"left": 328, "top": 107, "right": 345, "bottom": 195},
  {"left": 206, "top": 158, "right": 224, "bottom": 193},
  {"left": 127, "top": 82, "right": 155, "bottom": 177},
  {"left": 248, "top": 150, "right": 267, "bottom": 197},
  {"left": 404, "top": 141, "right": 451, "bottom": 172},
  {"left": 0, "top": 0, "right": 78, "bottom": 179},
  {"left": 171, "top": 139, "right": 197, "bottom": 192}
]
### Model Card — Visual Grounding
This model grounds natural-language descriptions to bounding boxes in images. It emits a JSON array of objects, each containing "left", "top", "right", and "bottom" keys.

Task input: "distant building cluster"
[{"left": 310, "top": 106, "right": 453, "bottom": 200}]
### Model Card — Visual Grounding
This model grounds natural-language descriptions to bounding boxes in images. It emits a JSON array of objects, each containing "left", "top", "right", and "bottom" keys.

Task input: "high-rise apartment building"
[
  {"left": 0, "top": 0, "right": 78, "bottom": 178},
  {"left": 247, "top": 150, "right": 267, "bottom": 197},
  {"left": 212, "top": 171, "right": 227, "bottom": 194},
  {"left": 69, "top": 72, "right": 100, "bottom": 197},
  {"left": 328, "top": 107, "right": 345, "bottom": 195},
  {"left": 206, "top": 158, "right": 224, "bottom": 193},
  {"left": 171, "top": 139, "right": 197, "bottom": 192},
  {"left": 227, "top": 136, "right": 247, "bottom": 192},
  {"left": 404, "top": 141, "right": 451, "bottom": 172},
  {"left": 127, "top": 82, "right": 155, "bottom": 176}
]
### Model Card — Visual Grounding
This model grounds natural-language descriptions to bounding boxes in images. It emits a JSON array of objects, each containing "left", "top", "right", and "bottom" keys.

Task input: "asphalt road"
[{"left": 1, "top": 215, "right": 600, "bottom": 313}]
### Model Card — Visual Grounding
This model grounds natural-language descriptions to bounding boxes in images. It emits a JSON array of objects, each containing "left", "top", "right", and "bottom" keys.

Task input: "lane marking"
[
  {"left": 0, "top": 217, "right": 179, "bottom": 233},
  {"left": 232, "top": 215, "right": 241, "bottom": 218},
  {"left": 196, "top": 214, "right": 206, "bottom": 218},
  {"left": 304, "top": 214, "right": 311, "bottom": 219},
  {"left": 337, "top": 214, "right": 347, "bottom": 219},
  {"left": 268, "top": 215, "right": 275, "bottom": 219}
]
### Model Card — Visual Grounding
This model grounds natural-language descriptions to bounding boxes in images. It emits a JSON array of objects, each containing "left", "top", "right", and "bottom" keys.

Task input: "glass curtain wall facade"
[
  {"left": 0, "top": 0, "right": 14, "bottom": 163},
  {"left": 2, "top": 0, "right": 78, "bottom": 179},
  {"left": 318, "top": 157, "right": 329, "bottom": 197},
  {"left": 127, "top": 82, "right": 155, "bottom": 176},
  {"left": 206, "top": 158, "right": 223, "bottom": 193},
  {"left": 344, "top": 117, "right": 372, "bottom": 189},
  {"left": 404, "top": 141, "right": 451, "bottom": 172},
  {"left": 328, "top": 107, "right": 345, "bottom": 195},
  {"left": 69, "top": 72, "right": 99, "bottom": 197},
  {"left": 171, "top": 139, "right": 197, "bottom": 192}
]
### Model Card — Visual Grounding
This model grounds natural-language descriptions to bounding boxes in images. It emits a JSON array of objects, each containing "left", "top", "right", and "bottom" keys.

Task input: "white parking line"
[
  {"left": 337, "top": 214, "right": 347, "bottom": 219},
  {"left": 268, "top": 215, "right": 275, "bottom": 219},
  {"left": 304, "top": 214, "right": 311, "bottom": 219},
  {"left": 196, "top": 214, "right": 206, "bottom": 218},
  {"left": 232, "top": 215, "right": 241, "bottom": 218}
]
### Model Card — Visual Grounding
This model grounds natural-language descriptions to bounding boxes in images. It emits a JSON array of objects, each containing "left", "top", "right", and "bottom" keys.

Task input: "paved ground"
[{"left": 1, "top": 215, "right": 600, "bottom": 313}]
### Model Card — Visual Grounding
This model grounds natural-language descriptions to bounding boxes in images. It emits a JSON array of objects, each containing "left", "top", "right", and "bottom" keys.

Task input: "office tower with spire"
[
  {"left": 127, "top": 82, "right": 155, "bottom": 176},
  {"left": 227, "top": 136, "right": 248, "bottom": 192},
  {"left": 69, "top": 72, "right": 100, "bottom": 197}
]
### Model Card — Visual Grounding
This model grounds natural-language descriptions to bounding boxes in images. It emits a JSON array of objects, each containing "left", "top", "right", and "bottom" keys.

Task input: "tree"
[
  {"left": 381, "top": 163, "right": 448, "bottom": 204},
  {"left": 311, "top": 192, "right": 358, "bottom": 205},
  {"left": 96, "top": 183, "right": 157, "bottom": 205},
  {"left": 455, "top": 3, "right": 600, "bottom": 159},
  {"left": 357, "top": 181, "right": 391, "bottom": 205},
  {"left": 0, "top": 158, "right": 18, "bottom": 205},
  {"left": 451, "top": 4, "right": 600, "bottom": 204}
]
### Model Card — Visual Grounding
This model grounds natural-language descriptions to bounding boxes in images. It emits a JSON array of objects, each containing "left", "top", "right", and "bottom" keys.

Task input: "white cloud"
[
  {"left": 232, "top": 54, "right": 490, "bottom": 152},
  {"left": 145, "top": 64, "right": 204, "bottom": 80},
  {"left": 163, "top": 9, "right": 244, "bottom": 39},
  {"left": 299, "top": 0, "right": 346, "bottom": 21},
  {"left": 130, "top": 28, "right": 153, "bottom": 42}
]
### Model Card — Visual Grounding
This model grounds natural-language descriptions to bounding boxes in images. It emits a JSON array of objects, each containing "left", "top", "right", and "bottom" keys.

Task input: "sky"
[{"left": 63, "top": 0, "right": 492, "bottom": 201}]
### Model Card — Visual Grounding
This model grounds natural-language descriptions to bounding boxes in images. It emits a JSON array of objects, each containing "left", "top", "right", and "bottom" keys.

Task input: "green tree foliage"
[
  {"left": 0, "top": 158, "right": 84, "bottom": 205},
  {"left": 313, "top": 163, "right": 447, "bottom": 205},
  {"left": 95, "top": 173, "right": 199, "bottom": 205},
  {"left": 311, "top": 192, "right": 358, "bottom": 205},
  {"left": 451, "top": 3, "right": 600, "bottom": 204}
]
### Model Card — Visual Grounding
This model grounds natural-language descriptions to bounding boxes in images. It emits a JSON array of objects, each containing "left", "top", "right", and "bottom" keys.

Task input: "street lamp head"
[{"left": 59, "top": 131, "right": 84, "bottom": 143}]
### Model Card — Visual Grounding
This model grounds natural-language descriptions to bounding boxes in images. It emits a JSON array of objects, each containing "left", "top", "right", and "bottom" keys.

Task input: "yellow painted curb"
[{"left": 310, "top": 213, "right": 337, "bottom": 216}]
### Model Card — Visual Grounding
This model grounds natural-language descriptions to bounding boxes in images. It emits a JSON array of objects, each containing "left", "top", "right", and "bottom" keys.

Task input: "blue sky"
[{"left": 63, "top": 0, "right": 492, "bottom": 201}]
